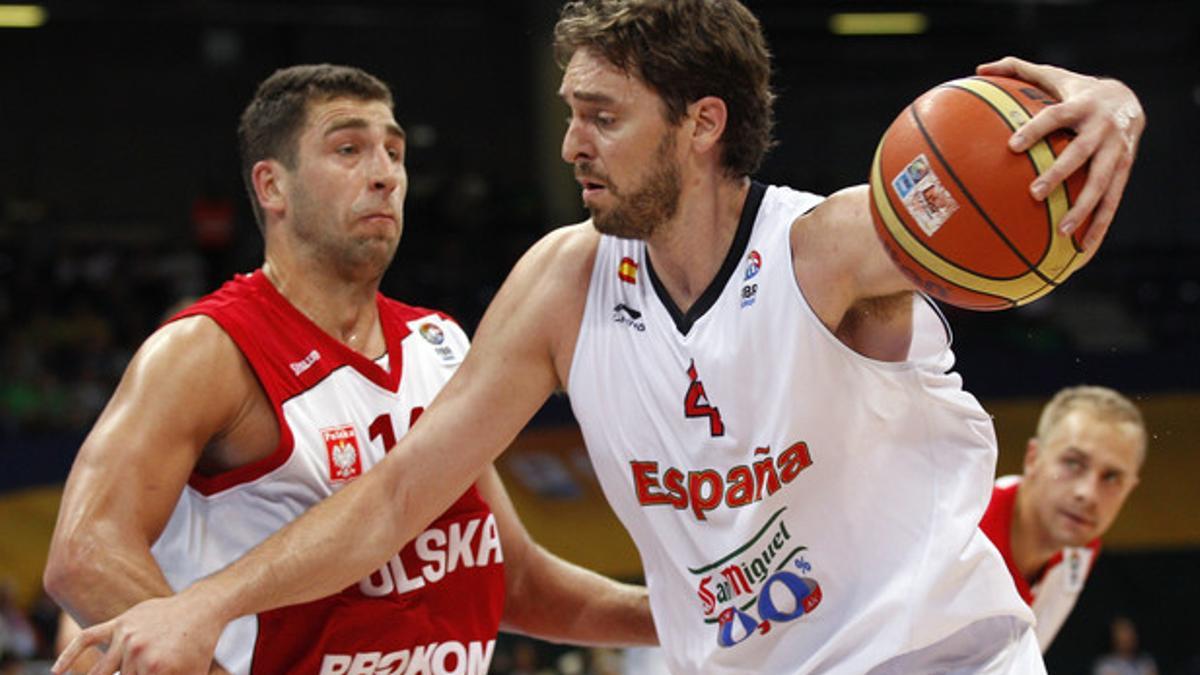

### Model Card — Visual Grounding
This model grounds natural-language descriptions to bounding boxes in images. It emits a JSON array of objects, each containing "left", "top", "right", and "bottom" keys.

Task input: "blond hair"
[{"left": 1037, "top": 385, "right": 1148, "bottom": 461}]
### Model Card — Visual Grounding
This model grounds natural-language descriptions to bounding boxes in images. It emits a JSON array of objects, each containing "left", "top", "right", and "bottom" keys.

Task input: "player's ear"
[
  {"left": 688, "top": 96, "right": 727, "bottom": 155},
  {"left": 252, "top": 160, "right": 287, "bottom": 220},
  {"left": 1023, "top": 438, "right": 1040, "bottom": 473}
]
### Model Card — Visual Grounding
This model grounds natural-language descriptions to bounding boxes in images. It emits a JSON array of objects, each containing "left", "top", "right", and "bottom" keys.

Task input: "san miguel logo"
[
  {"left": 690, "top": 507, "right": 823, "bottom": 648},
  {"left": 322, "top": 425, "right": 363, "bottom": 482}
]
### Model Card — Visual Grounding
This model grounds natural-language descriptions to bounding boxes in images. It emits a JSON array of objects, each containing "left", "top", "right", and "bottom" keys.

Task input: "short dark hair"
[
  {"left": 237, "top": 64, "right": 393, "bottom": 230},
  {"left": 553, "top": 0, "right": 776, "bottom": 178}
]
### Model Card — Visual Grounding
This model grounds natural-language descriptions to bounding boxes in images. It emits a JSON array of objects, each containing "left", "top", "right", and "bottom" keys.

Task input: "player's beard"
[{"left": 588, "top": 132, "right": 681, "bottom": 240}]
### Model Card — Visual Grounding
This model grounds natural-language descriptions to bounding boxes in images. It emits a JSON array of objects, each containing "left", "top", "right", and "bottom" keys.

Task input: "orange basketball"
[{"left": 868, "top": 75, "right": 1091, "bottom": 310}]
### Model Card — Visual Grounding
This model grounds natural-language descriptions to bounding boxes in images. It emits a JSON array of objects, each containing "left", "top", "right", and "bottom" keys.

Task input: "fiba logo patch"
[
  {"left": 418, "top": 321, "right": 459, "bottom": 363},
  {"left": 322, "top": 425, "right": 363, "bottom": 482},
  {"left": 741, "top": 250, "right": 761, "bottom": 308},
  {"left": 418, "top": 322, "right": 445, "bottom": 345},
  {"left": 744, "top": 250, "right": 762, "bottom": 280}
]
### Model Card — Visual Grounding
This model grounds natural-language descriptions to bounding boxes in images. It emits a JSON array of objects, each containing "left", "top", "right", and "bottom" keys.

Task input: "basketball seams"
[{"left": 914, "top": 85, "right": 1056, "bottom": 288}]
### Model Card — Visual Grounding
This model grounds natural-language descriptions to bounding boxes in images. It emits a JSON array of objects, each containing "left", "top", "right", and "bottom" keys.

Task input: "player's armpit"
[{"left": 44, "top": 315, "right": 256, "bottom": 625}]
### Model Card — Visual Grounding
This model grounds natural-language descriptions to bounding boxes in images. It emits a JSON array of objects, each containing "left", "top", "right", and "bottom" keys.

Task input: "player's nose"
[{"left": 561, "top": 118, "right": 594, "bottom": 164}]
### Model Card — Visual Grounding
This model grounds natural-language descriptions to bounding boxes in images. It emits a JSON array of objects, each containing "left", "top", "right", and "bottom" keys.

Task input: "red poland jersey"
[
  {"left": 150, "top": 271, "right": 505, "bottom": 675},
  {"left": 981, "top": 475, "right": 1100, "bottom": 651}
]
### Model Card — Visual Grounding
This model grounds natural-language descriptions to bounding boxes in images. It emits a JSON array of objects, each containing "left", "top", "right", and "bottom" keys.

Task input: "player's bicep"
[
  {"left": 405, "top": 227, "right": 589, "bottom": 469},
  {"left": 56, "top": 317, "right": 247, "bottom": 543}
]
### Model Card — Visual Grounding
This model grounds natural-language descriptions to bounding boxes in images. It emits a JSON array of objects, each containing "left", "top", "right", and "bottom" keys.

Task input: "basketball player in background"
[
  {"left": 58, "top": 1, "right": 1145, "bottom": 673},
  {"left": 44, "top": 63, "right": 655, "bottom": 674},
  {"left": 981, "top": 386, "right": 1147, "bottom": 651}
]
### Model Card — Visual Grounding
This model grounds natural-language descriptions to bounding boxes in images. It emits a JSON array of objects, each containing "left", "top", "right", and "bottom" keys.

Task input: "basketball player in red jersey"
[
  {"left": 982, "top": 386, "right": 1146, "bottom": 651},
  {"left": 58, "top": 2, "right": 1144, "bottom": 672},
  {"left": 45, "top": 64, "right": 656, "bottom": 674}
]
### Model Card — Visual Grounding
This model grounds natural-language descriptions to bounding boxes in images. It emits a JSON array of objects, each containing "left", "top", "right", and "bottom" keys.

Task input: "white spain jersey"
[
  {"left": 568, "top": 183, "right": 1034, "bottom": 674},
  {"left": 982, "top": 475, "right": 1100, "bottom": 650},
  {"left": 151, "top": 271, "right": 505, "bottom": 675}
]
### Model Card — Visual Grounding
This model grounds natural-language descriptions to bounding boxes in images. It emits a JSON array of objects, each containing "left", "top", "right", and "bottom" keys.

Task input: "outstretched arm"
[
  {"left": 977, "top": 56, "right": 1144, "bottom": 255},
  {"left": 482, "top": 466, "right": 657, "bottom": 647},
  {"left": 55, "top": 225, "right": 599, "bottom": 675}
]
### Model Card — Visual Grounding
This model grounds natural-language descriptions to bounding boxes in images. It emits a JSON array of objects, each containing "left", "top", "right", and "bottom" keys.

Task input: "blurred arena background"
[{"left": 0, "top": 0, "right": 1196, "bottom": 672}]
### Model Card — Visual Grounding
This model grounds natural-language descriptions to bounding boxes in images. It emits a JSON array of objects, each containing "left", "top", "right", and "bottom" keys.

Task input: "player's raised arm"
[{"left": 55, "top": 224, "right": 598, "bottom": 675}]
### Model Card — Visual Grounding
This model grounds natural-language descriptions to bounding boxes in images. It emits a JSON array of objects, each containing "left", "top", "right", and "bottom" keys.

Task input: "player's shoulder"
[
  {"left": 762, "top": 183, "right": 825, "bottom": 219},
  {"left": 789, "top": 183, "right": 869, "bottom": 277},
  {"left": 513, "top": 221, "right": 601, "bottom": 292},
  {"left": 120, "top": 314, "right": 249, "bottom": 403},
  {"left": 152, "top": 313, "right": 239, "bottom": 359},
  {"left": 793, "top": 184, "right": 867, "bottom": 230},
  {"left": 533, "top": 221, "right": 601, "bottom": 264},
  {"left": 378, "top": 295, "right": 456, "bottom": 326}
]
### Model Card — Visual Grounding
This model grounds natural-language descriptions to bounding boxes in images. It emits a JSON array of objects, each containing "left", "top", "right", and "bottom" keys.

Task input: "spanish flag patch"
[{"left": 618, "top": 256, "right": 638, "bottom": 284}]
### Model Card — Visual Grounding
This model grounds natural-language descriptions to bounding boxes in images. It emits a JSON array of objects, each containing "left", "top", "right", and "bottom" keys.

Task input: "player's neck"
[
  {"left": 260, "top": 258, "right": 384, "bottom": 356},
  {"left": 645, "top": 175, "right": 750, "bottom": 313},
  {"left": 1011, "top": 489, "right": 1059, "bottom": 582}
]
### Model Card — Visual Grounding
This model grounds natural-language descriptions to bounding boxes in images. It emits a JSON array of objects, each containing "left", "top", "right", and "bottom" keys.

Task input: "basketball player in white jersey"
[
  {"left": 45, "top": 64, "right": 656, "bottom": 674},
  {"left": 57, "top": 2, "right": 1145, "bottom": 673},
  {"left": 981, "top": 386, "right": 1146, "bottom": 651}
]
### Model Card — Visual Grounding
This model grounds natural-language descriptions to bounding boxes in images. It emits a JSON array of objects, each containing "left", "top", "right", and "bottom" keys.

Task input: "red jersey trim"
[
  {"left": 980, "top": 476, "right": 1102, "bottom": 606},
  {"left": 167, "top": 270, "right": 456, "bottom": 496}
]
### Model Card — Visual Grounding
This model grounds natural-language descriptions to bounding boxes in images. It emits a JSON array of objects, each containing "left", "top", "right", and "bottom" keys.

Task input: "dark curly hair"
[{"left": 554, "top": 0, "right": 776, "bottom": 178}]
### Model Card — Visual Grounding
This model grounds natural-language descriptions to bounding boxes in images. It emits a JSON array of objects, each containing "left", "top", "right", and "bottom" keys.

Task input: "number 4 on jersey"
[{"left": 684, "top": 360, "right": 725, "bottom": 437}]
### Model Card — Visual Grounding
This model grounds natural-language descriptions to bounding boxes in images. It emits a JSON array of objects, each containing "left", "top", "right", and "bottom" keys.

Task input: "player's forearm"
[
  {"left": 502, "top": 546, "right": 658, "bottom": 647},
  {"left": 44, "top": 530, "right": 176, "bottom": 625},
  {"left": 188, "top": 429, "right": 494, "bottom": 622}
]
